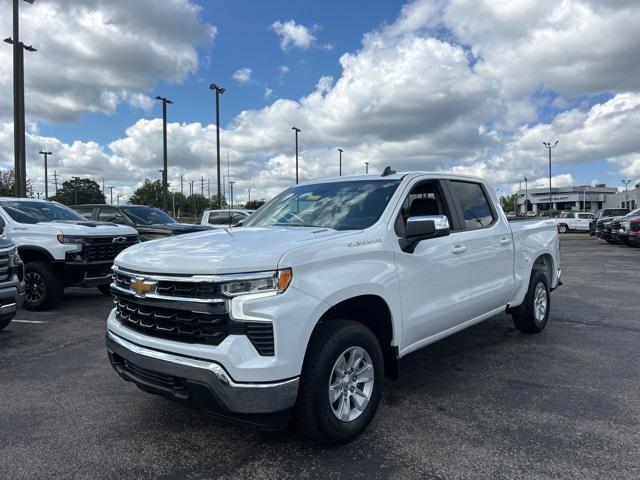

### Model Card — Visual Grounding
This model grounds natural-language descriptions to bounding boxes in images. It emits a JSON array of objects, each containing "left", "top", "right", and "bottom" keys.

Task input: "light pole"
[
  {"left": 228, "top": 181, "right": 235, "bottom": 210},
  {"left": 365, "top": 162, "right": 369, "bottom": 174},
  {"left": 524, "top": 176, "right": 528, "bottom": 215},
  {"left": 338, "top": 148, "right": 343, "bottom": 176},
  {"left": 6, "top": 0, "right": 36, "bottom": 198},
  {"left": 38, "top": 150, "right": 51, "bottom": 199},
  {"left": 622, "top": 179, "right": 632, "bottom": 209},
  {"left": 247, "top": 187, "right": 252, "bottom": 204},
  {"left": 209, "top": 83, "right": 225, "bottom": 209},
  {"left": 543, "top": 141, "right": 558, "bottom": 212},
  {"left": 292, "top": 127, "right": 301, "bottom": 184},
  {"left": 108, "top": 186, "right": 114, "bottom": 204},
  {"left": 155, "top": 95, "right": 172, "bottom": 211},
  {"left": 117, "top": 195, "right": 121, "bottom": 205}
]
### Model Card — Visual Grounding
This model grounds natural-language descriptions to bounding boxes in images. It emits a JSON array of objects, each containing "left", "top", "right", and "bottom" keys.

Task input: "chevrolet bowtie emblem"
[{"left": 129, "top": 277, "right": 157, "bottom": 298}]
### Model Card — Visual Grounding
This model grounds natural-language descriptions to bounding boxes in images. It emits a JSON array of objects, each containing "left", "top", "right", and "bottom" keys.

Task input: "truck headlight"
[{"left": 220, "top": 268, "right": 292, "bottom": 297}]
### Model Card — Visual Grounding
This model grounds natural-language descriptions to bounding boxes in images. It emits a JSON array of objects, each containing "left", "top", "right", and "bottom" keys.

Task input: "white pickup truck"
[
  {"left": 0, "top": 198, "right": 138, "bottom": 310},
  {"left": 106, "top": 171, "right": 561, "bottom": 444},
  {"left": 555, "top": 212, "right": 595, "bottom": 233}
]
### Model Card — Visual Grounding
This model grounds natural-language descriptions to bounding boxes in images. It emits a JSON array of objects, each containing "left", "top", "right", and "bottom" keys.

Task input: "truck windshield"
[
  {"left": 244, "top": 180, "right": 401, "bottom": 230},
  {"left": 121, "top": 206, "right": 177, "bottom": 225},
  {"left": 0, "top": 201, "right": 86, "bottom": 224}
]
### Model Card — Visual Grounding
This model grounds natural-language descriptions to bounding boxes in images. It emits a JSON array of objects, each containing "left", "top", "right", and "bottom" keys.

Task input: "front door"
[{"left": 392, "top": 179, "right": 471, "bottom": 352}]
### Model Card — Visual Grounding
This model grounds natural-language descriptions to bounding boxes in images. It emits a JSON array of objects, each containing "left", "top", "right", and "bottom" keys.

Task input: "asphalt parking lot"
[{"left": 1, "top": 239, "right": 638, "bottom": 480}]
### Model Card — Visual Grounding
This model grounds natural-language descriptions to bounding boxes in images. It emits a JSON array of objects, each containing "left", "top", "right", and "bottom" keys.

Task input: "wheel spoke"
[
  {"left": 354, "top": 363, "right": 373, "bottom": 380},
  {"left": 329, "top": 383, "right": 342, "bottom": 403},
  {"left": 338, "top": 394, "right": 350, "bottom": 421},
  {"left": 352, "top": 389, "right": 367, "bottom": 410}
]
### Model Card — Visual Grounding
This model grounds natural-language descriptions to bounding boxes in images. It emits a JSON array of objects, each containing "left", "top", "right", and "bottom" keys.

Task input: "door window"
[
  {"left": 208, "top": 212, "right": 233, "bottom": 225},
  {"left": 99, "top": 208, "right": 127, "bottom": 224},
  {"left": 449, "top": 181, "right": 495, "bottom": 230}
]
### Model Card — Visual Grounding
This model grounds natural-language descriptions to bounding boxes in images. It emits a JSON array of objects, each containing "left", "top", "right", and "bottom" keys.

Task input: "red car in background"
[{"left": 628, "top": 215, "right": 640, "bottom": 247}]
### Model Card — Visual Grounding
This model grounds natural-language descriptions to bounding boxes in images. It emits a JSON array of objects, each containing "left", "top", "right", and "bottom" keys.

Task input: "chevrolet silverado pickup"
[
  {"left": 0, "top": 199, "right": 138, "bottom": 310},
  {"left": 0, "top": 238, "right": 24, "bottom": 330},
  {"left": 106, "top": 171, "right": 561, "bottom": 444}
]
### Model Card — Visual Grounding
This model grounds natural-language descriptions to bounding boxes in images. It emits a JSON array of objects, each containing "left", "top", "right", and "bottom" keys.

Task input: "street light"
[
  {"left": 365, "top": 162, "right": 369, "bottom": 174},
  {"left": 38, "top": 150, "right": 51, "bottom": 199},
  {"left": 543, "top": 141, "right": 558, "bottom": 212},
  {"left": 209, "top": 83, "right": 225, "bottom": 209},
  {"left": 107, "top": 186, "right": 114, "bottom": 204},
  {"left": 6, "top": 0, "right": 36, "bottom": 197},
  {"left": 337, "top": 148, "right": 343, "bottom": 176},
  {"left": 292, "top": 127, "right": 301, "bottom": 184},
  {"left": 228, "top": 181, "right": 235, "bottom": 210},
  {"left": 524, "top": 176, "right": 528, "bottom": 215},
  {"left": 622, "top": 179, "right": 632, "bottom": 209},
  {"left": 155, "top": 95, "right": 172, "bottom": 211}
]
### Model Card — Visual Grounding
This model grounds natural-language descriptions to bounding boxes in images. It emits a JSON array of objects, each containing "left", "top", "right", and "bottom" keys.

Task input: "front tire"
[
  {"left": 511, "top": 270, "right": 550, "bottom": 333},
  {"left": 558, "top": 224, "right": 568, "bottom": 234},
  {"left": 24, "top": 261, "right": 64, "bottom": 311},
  {"left": 295, "top": 319, "right": 384, "bottom": 444},
  {"left": 0, "top": 315, "right": 12, "bottom": 331}
]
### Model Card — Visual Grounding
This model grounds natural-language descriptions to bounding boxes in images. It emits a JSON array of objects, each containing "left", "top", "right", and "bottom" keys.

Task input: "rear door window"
[
  {"left": 74, "top": 207, "right": 95, "bottom": 220},
  {"left": 208, "top": 212, "right": 233, "bottom": 225},
  {"left": 449, "top": 181, "right": 496, "bottom": 230}
]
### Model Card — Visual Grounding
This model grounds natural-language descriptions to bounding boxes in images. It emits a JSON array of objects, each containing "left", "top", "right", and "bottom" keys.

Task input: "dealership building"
[{"left": 515, "top": 184, "right": 619, "bottom": 214}]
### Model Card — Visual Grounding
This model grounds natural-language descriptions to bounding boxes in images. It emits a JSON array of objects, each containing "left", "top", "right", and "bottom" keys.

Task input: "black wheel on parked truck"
[
  {"left": 511, "top": 270, "right": 550, "bottom": 333},
  {"left": 295, "top": 319, "right": 384, "bottom": 444},
  {"left": 24, "top": 261, "right": 64, "bottom": 311},
  {"left": 558, "top": 224, "right": 568, "bottom": 234},
  {"left": 97, "top": 284, "right": 112, "bottom": 296}
]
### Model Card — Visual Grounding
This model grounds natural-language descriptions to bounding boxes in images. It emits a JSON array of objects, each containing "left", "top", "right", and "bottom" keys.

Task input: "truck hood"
[
  {"left": 28, "top": 220, "right": 137, "bottom": 236},
  {"left": 147, "top": 223, "right": 211, "bottom": 234},
  {"left": 115, "top": 226, "right": 355, "bottom": 274}
]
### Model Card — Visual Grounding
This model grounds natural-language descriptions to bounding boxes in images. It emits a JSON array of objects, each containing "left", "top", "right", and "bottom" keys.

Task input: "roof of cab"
[{"left": 295, "top": 171, "right": 488, "bottom": 186}]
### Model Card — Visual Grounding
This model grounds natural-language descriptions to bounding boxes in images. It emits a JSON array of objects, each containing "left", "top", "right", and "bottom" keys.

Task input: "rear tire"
[
  {"left": 24, "top": 261, "right": 64, "bottom": 311},
  {"left": 558, "top": 224, "right": 568, "bottom": 233},
  {"left": 511, "top": 270, "right": 550, "bottom": 333},
  {"left": 295, "top": 319, "right": 384, "bottom": 444},
  {"left": 98, "top": 284, "right": 112, "bottom": 296},
  {"left": 0, "top": 315, "right": 12, "bottom": 331}
]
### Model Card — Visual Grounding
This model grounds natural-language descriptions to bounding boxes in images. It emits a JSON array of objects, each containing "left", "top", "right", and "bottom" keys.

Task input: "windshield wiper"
[{"left": 272, "top": 223, "right": 323, "bottom": 228}]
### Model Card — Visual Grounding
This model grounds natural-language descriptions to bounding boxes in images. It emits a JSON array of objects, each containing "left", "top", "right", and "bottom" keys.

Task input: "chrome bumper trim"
[{"left": 106, "top": 331, "right": 298, "bottom": 414}]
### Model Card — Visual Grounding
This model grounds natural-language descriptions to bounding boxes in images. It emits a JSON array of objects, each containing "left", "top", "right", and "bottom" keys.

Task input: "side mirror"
[{"left": 401, "top": 215, "right": 450, "bottom": 253}]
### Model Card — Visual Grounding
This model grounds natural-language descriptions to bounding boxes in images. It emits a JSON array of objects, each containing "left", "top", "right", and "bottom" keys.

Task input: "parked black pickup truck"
[
  {"left": 590, "top": 208, "right": 629, "bottom": 236},
  {"left": 0, "top": 238, "right": 24, "bottom": 331},
  {"left": 73, "top": 204, "right": 211, "bottom": 242}
]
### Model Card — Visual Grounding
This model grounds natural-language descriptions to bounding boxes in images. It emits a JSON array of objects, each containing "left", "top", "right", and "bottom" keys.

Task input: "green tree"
[
  {"left": 500, "top": 193, "right": 518, "bottom": 213},
  {"left": 245, "top": 199, "right": 266, "bottom": 210},
  {"left": 51, "top": 177, "right": 105, "bottom": 205},
  {"left": 0, "top": 169, "right": 33, "bottom": 198},
  {"left": 130, "top": 179, "right": 162, "bottom": 207}
]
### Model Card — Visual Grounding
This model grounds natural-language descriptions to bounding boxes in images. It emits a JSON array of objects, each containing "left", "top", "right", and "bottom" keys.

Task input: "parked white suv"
[
  {"left": 0, "top": 199, "right": 138, "bottom": 310},
  {"left": 106, "top": 172, "right": 560, "bottom": 443}
]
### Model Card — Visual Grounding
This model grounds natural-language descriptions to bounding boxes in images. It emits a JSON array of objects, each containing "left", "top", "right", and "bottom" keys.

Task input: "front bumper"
[
  {"left": 106, "top": 331, "right": 299, "bottom": 428},
  {"left": 0, "top": 282, "right": 24, "bottom": 318}
]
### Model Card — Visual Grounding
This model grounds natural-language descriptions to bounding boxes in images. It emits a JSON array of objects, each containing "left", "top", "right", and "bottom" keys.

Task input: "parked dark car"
[
  {"left": 590, "top": 208, "right": 629, "bottom": 236},
  {"left": 609, "top": 209, "right": 640, "bottom": 245},
  {"left": 0, "top": 238, "right": 24, "bottom": 330},
  {"left": 73, "top": 205, "right": 211, "bottom": 242}
]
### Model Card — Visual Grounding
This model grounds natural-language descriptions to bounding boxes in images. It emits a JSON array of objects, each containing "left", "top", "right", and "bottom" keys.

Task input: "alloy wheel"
[
  {"left": 328, "top": 346, "right": 374, "bottom": 422},
  {"left": 533, "top": 282, "right": 547, "bottom": 323},
  {"left": 25, "top": 271, "right": 46, "bottom": 306}
]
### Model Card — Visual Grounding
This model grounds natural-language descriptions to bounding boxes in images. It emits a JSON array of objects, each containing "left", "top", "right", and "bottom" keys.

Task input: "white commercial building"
[
  {"left": 604, "top": 188, "right": 639, "bottom": 210},
  {"left": 515, "top": 185, "right": 618, "bottom": 215}
]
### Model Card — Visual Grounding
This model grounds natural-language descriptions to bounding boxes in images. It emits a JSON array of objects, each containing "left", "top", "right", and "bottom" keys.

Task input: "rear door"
[
  {"left": 575, "top": 213, "right": 592, "bottom": 230},
  {"left": 446, "top": 180, "right": 515, "bottom": 316}
]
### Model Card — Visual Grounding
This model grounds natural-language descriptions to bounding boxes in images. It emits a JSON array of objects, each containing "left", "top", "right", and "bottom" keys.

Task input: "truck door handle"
[
  {"left": 451, "top": 245, "right": 467, "bottom": 254},
  {"left": 499, "top": 237, "right": 511, "bottom": 245}
]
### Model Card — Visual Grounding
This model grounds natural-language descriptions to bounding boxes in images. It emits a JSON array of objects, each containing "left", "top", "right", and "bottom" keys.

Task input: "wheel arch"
[
  {"left": 310, "top": 295, "right": 399, "bottom": 379},
  {"left": 18, "top": 246, "right": 55, "bottom": 263}
]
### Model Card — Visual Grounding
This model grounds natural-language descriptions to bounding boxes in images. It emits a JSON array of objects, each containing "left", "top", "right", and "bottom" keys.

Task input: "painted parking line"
[{"left": 12, "top": 319, "right": 47, "bottom": 324}]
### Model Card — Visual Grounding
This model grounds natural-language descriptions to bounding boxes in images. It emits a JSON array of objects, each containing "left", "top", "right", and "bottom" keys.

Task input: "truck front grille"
[
  {"left": 0, "top": 252, "right": 10, "bottom": 282},
  {"left": 113, "top": 269, "right": 220, "bottom": 299},
  {"left": 83, "top": 236, "right": 138, "bottom": 262},
  {"left": 115, "top": 297, "right": 228, "bottom": 345}
]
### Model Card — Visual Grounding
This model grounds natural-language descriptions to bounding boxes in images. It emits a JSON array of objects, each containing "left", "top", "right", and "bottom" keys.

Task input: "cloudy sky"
[{"left": 1, "top": 0, "right": 639, "bottom": 203}]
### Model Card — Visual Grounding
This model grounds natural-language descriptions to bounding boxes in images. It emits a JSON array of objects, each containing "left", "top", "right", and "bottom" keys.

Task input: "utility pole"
[
  {"left": 338, "top": 148, "right": 343, "bottom": 176},
  {"left": 207, "top": 178, "right": 210, "bottom": 200},
  {"left": 209, "top": 83, "right": 225, "bottom": 210},
  {"left": 247, "top": 187, "right": 251, "bottom": 204},
  {"left": 228, "top": 181, "right": 235, "bottom": 210},
  {"left": 72, "top": 176, "right": 80, "bottom": 205},
  {"left": 52, "top": 170, "right": 59, "bottom": 196},
  {"left": 622, "top": 179, "right": 632, "bottom": 208},
  {"left": 200, "top": 176, "right": 205, "bottom": 197},
  {"left": 6, "top": 0, "right": 36, "bottom": 198},
  {"left": 365, "top": 162, "right": 369, "bottom": 174},
  {"left": 155, "top": 95, "right": 172, "bottom": 211},
  {"left": 38, "top": 150, "right": 51, "bottom": 199},
  {"left": 180, "top": 174, "right": 184, "bottom": 196},
  {"left": 108, "top": 186, "right": 114, "bottom": 204},
  {"left": 543, "top": 141, "right": 558, "bottom": 212},
  {"left": 292, "top": 127, "right": 301, "bottom": 184},
  {"left": 117, "top": 194, "right": 121, "bottom": 205}
]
